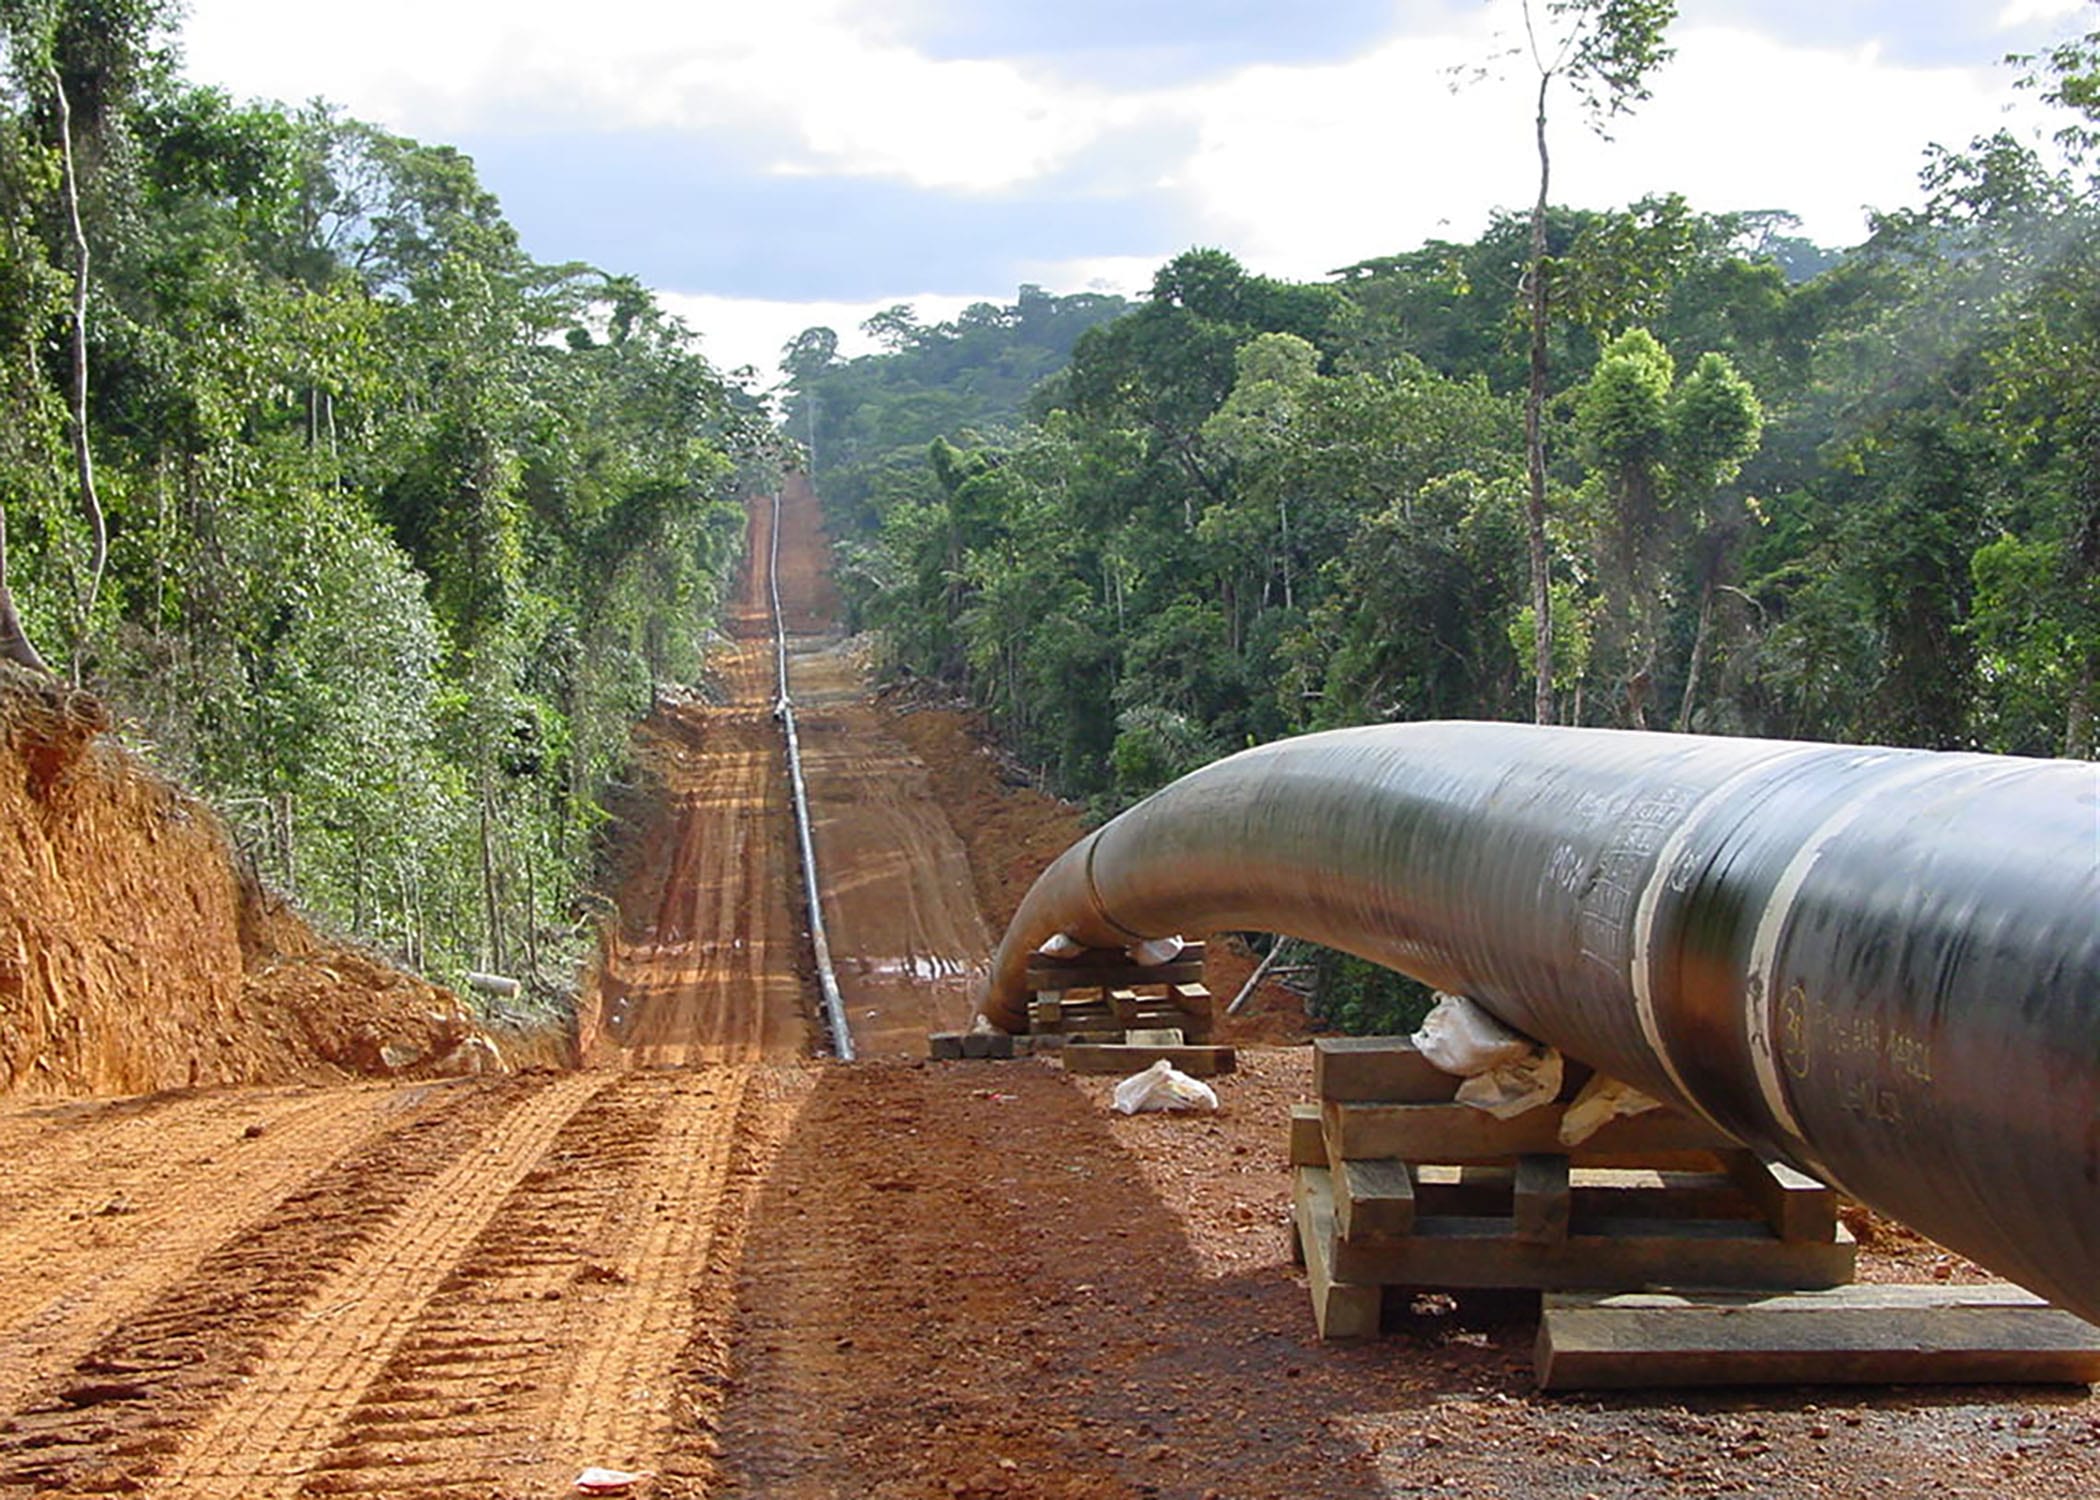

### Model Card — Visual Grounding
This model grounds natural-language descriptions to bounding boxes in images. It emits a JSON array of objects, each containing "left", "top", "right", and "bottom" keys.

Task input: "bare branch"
[{"left": 52, "top": 66, "right": 106, "bottom": 683}]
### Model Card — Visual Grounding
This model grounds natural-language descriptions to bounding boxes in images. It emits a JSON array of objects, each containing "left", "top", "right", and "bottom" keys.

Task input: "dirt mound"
[
  {"left": 0, "top": 665, "right": 503, "bottom": 1097},
  {"left": 880, "top": 704, "right": 1090, "bottom": 934}
]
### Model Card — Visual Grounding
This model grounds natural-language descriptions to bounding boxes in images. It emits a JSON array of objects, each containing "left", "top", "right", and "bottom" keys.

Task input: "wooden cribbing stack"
[
  {"left": 1290, "top": 1035, "right": 2100, "bottom": 1388},
  {"left": 930, "top": 943, "right": 1237, "bottom": 1073},
  {"left": 1027, "top": 943, "right": 1236, "bottom": 1078},
  {"left": 1292, "top": 1035, "right": 1855, "bottom": 1341}
]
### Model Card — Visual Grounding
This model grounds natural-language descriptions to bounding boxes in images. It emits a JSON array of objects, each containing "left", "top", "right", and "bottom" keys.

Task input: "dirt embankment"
[{"left": 0, "top": 665, "right": 500, "bottom": 1097}]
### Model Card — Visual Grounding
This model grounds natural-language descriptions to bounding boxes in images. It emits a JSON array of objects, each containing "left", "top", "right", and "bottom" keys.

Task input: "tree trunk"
[
  {"left": 1279, "top": 493, "right": 1294, "bottom": 611},
  {"left": 521, "top": 835, "right": 539, "bottom": 984},
  {"left": 480, "top": 781, "right": 505, "bottom": 972},
  {"left": 1675, "top": 573, "right": 1716, "bottom": 733},
  {"left": 1524, "top": 70, "right": 1555, "bottom": 726},
  {"left": 52, "top": 70, "right": 106, "bottom": 684},
  {"left": 2067, "top": 645, "right": 2096, "bottom": 761},
  {"left": 0, "top": 502, "right": 52, "bottom": 672}
]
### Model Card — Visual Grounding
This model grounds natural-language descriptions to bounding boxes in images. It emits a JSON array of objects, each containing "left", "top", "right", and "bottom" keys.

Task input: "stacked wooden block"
[
  {"left": 1289, "top": 1036, "right": 1856, "bottom": 1340},
  {"left": 1026, "top": 943, "right": 1235, "bottom": 1078},
  {"left": 926, "top": 1029, "right": 1027, "bottom": 1060}
]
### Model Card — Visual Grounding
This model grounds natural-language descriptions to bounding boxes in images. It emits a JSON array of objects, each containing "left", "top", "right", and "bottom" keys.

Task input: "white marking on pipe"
[
  {"left": 1741, "top": 755, "right": 1950, "bottom": 1158},
  {"left": 1629, "top": 748, "right": 1822, "bottom": 1130}
]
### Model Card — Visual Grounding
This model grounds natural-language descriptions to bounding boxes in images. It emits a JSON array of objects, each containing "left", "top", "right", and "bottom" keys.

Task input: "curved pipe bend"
[{"left": 979, "top": 722, "right": 2100, "bottom": 1324}]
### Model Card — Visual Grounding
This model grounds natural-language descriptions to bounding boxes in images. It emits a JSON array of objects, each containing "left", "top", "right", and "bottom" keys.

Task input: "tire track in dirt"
[
  {"left": 583, "top": 475, "right": 997, "bottom": 1069},
  {"left": 542, "top": 1068, "right": 755, "bottom": 1477},
  {"left": 650, "top": 1064, "right": 817, "bottom": 1499},
  {"left": 284, "top": 1067, "right": 764, "bottom": 1498},
  {"left": 0, "top": 1084, "right": 409, "bottom": 1416},
  {"left": 708, "top": 1060, "right": 1376, "bottom": 1500},
  {"left": 148, "top": 1072, "right": 607, "bottom": 1500},
  {"left": 592, "top": 699, "right": 807, "bottom": 1069},
  {"left": 0, "top": 1076, "right": 553, "bottom": 1496},
  {"left": 284, "top": 1071, "right": 678, "bottom": 1496}
]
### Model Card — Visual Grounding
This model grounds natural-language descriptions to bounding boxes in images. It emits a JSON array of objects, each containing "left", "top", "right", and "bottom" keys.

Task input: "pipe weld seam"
[{"left": 1080, "top": 832, "right": 1148, "bottom": 943}]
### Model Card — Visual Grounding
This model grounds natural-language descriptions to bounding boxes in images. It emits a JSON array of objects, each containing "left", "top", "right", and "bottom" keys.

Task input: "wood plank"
[
  {"left": 1537, "top": 1285, "right": 2100, "bottom": 1390},
  {"left": 1171, "top": 983, "right": 1215, "bottom": 1043},
  {"left": 1292, "top": 1167, "right": 1383, "bottom": 1339},
  {"left": 1312, "top": 1036, "right": 1459, "bottom": 1103},
  {"left": 1026, "top": 946, "right": 1206, "bottom": 991},
  {"left": 1329, "top": 1215, "right": 1856, "bottom": 1292},
  {"left": 1335, "top": 1157, "right": 1416, "bottom": 1241},
  {"left": 1288, "top": 1104, "right": 1327, "bottom": 1168},
  {"left": 1401, "top": 1166, "right": 1763, "bottom": 1224},
  {"left": 1721, "top": 1150, "right": 1839, "bottom": 1243},
  {"left": 1323, "top": 1099, "right": 1736, "bottom": 1166},
  {"left": 1061, "top": 1043, "right": 1237, "bottom": 1078},
  {"left": 1514, "top": 1155, "right": 1571, "bottom": 1245}
]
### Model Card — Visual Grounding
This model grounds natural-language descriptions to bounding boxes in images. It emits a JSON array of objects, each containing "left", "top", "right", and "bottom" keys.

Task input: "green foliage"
[
  {"left": 0, "top": 8, "right": 765, "bottom": 1006},
  {"left": 1576, "top": 327, "right": 1674, "bottom": 473},
  {"left": 777, "top": 286, "right": 1128, "bottom": 536},
  {"left": 1541, "top": 0, "right": 1679, "bottom": 130},
  {"left": 1308, "top": 950, "right": 1435, "bottom": 1038}
]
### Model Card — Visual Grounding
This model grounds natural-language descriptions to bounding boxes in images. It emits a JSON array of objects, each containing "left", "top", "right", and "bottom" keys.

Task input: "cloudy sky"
[{"left": 180, "top": 0, "right": 2093, "bottom": 376}]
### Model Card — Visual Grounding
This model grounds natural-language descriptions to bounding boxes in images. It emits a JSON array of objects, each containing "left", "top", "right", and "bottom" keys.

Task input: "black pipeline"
[{"left": 979, "top": 723, "right": 2099, "bottom": 1324}]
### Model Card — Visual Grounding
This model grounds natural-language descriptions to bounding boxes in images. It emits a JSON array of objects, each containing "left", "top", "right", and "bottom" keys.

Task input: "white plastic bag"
[
  {"left": 1128, "top": 934, "right": 1186, "bottom": 967},
  {"left": 1111, "top": 1058, "right": 1219, "bottom": 1114},
  {"left": 1456, "top": 1047, "right": 1565, "bottom": 1119},
  {"left": 1558, "top": 1073, "right": 1664, "bottom": 1146},
  {"left": 1411, "top": 993, "right": 1535, "bottom": 1076}
]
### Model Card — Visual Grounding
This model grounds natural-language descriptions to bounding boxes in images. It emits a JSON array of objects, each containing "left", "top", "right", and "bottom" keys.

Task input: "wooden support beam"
[
  {"left": 1322, "top": 1099, "right": 1736, "bottom": 1167},
  {"left": 1292, "top": 1168, "right": 1383, "bottom": 1339},
  {"left": 1288, "top": 1103, "right": 1327, "bottom": 1168},
  {"left": 1326, "top": 1211, "right": 1856, "bottom": 1292},
  {"left": 1407, "top": 1166, "right": 1762, "bottom": 1223},
  {"left": 1171, "top": 982, "right": 1216, "bottom": 1042},
  {"left": 1061, "top": 1043, "right": 1237, "bottom": 1078},
  {"left": 1513, "top": 1154, "right": 1571, "bottom": 1245},
  {"left": 1335, "top": 1157, "right": 1416, "bottom": 1241},
  {"left": 1537, "top": 1285, "right": 2100, "bottom": 1390},
  {"left": 1313, "top": 1036, "right": 1458, "bottom": 1103},
  {"left": 1025, "top": 946, "right": 1206, "bottom": 992},
  {"left": 1720, "top": 1150, "right": 1839, "bottom": 1243}
]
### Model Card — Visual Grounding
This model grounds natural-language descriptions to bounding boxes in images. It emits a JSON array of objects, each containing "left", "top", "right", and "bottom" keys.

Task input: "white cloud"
[
  {"left": 182, "top": 0, "right": 2080, "bottom": 317},
  {"left": 183, "top": 0, "right": 1133, "bottom": 192},
  {"left": 1152, "top": 19, "right": 2059, "bottom": 280},
  {"left": 1996, "top": 0, "right": 2089, "bottom": 28}
]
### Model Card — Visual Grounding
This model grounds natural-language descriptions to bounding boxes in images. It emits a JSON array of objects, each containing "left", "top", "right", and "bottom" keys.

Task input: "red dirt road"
[{"left": 580, "top": 473, "right": 980, "bottom": 1067}]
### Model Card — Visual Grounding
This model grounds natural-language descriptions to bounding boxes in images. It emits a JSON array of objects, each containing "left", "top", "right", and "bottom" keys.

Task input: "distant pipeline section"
[
  {"left": 978, "top": 723, "right": 2099, "bottom": 1324},
  {"left": 768, "top": 490, "right": 854, "bottom": 1063}
]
